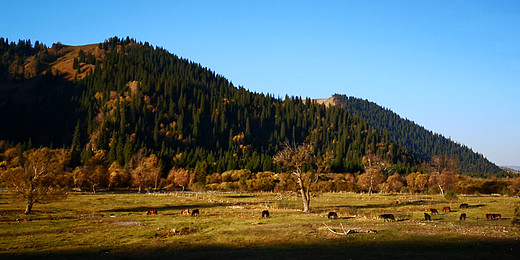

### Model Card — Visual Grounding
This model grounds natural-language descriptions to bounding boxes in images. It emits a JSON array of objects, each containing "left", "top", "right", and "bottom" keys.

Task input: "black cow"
[
  {"left": 424, "top": 213, "right": 431, "bottom": 221},
  {"left": 327, "top": 212, "right": 338, "bottom": 219},
  {"left": 191, "top": 209, "right": 200, "bottom": 216},
  {"left": 380, "top": 214, "right": 395, "bottom": 222},
  {"left": 430, "top": 208, "right": 439, "bottom": 214},
  {"left": 262, "top": 210, "right": 270, "bottom": 218},
  {"left": 460, "top": 203, "right": 469, "bottom": 208}
]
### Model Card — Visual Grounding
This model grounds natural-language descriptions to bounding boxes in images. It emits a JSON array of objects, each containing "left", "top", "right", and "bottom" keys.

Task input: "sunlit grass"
[{"left": 1, "top": 191, "right": 519, "bottom": 258}]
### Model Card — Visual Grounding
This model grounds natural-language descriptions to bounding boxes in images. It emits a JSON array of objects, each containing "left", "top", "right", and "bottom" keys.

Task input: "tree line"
[{"left": 1, "top": 145, "right": 519, "bottom": 214}]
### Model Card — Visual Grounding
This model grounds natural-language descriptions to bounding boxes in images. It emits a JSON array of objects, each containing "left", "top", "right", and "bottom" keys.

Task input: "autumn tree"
[
  {"left": 0, "top": 148, "right": 70, "bottom": 214},
  {"left": 357, "top": 167, "right": 385, "bottom": 195},
  {"left": 129, "top": 150, "right": 161, "bottom": 192},
  {"left": 429, "top": 155, "right": 459, "bottom": 195},
  {"left": 73, "top": 150, "right": 108, "bottom": 193},
  {"left": 406, "top": 172, "right": 420, "bottom": 194},
  {"left": 107, "top": 161, "right": 130, "bottom": 189},
  {"left": 163, "top": 167, "right": 193, "bottom": 191},
  {"left": 509, "top": 177, "right": 520, "bottom": 196},
  {"left": 386, "top": 173, "right": 404, "bottom": 193},
  {"left": 274, "top": 143, "right": 317, "bottom": 213}
]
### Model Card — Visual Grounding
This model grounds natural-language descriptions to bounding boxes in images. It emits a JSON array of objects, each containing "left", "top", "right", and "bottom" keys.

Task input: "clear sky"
[{"left": 2, "top": 0, "right": 519, "bottom": 167}]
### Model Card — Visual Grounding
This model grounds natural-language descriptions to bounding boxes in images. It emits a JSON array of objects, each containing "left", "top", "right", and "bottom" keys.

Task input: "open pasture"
[{"left": 1, "top": 192, "right": 519, "bottom": 259}]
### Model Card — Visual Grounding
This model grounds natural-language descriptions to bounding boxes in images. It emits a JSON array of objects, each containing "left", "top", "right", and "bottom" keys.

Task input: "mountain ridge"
[
  {"left": 315, "top": 94, "right": 502, "bottom": 174},
  {"left": 0, "top": 37, "right": 503, "bottom": 175}
]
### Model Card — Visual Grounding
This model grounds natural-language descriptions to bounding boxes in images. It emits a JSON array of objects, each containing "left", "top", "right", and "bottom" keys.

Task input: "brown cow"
[
  {"left": 191, "top": 209, "right": 200, "bottom": 216},
  {"left": 460, "top": 213, "right": 466, "bottom": 221},
  {"left": 424, "top": 213, "right": 432, "bottom": 221},
  {"left": 181, "top": 208, "right": 190, "bottom": 215},
  {"left": 493, "top": 214, "right": 501, "bottom": 220},
  {"left": 147, "top": 209, "right": 157, "bottom": 215},
  {"left": 442, "top": 207, "right": 451, "bottom": 212},
  {"left": 430, "top": 208, "right": 439, "bottom": 214}
]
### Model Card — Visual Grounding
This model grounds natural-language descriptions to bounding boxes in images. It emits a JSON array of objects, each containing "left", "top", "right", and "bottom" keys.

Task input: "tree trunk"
[
  {"left": 25, "top": 202, "right": 33, "bottom": 215},
  {"left": 297, "top": 176, "right": 310, "bottom": 212},
  {"left": 438, "top": 184, "right": 444, "bottom": 196}
]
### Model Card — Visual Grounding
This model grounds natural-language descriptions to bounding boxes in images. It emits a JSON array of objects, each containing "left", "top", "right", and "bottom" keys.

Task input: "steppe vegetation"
[{"left": 1, "top": 191, "right": 519, "bottom": 259}]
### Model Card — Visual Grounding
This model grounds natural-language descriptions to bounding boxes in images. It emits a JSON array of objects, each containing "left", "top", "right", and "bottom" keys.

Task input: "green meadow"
[{"left": 1, "top": 192, "right": 519, "bottom": 259}]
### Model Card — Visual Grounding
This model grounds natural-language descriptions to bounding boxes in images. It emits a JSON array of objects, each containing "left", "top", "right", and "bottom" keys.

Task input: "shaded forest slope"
[{"left": 0, "top": 37, "right": 502, "bottom": 175}]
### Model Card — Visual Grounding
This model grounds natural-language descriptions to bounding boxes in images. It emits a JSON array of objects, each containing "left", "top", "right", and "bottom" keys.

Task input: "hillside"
[
  {"left": 0, "top": 37, "right": 503, "bottom": 176},
  {"left": 315, "top": 95, "right": 502, "bottom": 174}
]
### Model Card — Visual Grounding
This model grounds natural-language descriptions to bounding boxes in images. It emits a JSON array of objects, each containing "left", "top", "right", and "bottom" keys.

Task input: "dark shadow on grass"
[
  {"left": 3, "top": 240, "right": 520, "bottom": 260},
  {"left": 101, "top": 203, "right": 226, "bottom": 214},
  {"left": 223, "top": 195, "right": 255, "bottom": 199},
  {"left": 468, "top": 204, "right": 486, "bottom": 208}
]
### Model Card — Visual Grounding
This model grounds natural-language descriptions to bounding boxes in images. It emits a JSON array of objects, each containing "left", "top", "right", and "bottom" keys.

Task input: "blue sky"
[{"left": 2, "top": 0, "right": 519, "bottom": 167}]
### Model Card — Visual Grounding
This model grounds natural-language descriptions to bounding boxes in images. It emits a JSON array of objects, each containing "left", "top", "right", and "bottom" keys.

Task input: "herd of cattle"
[
  {"left": 144, "top": 202, "right": 505, "bottom": 223},
  {"left": 373, "top": 202, "right": 503, "bottom": 222}
]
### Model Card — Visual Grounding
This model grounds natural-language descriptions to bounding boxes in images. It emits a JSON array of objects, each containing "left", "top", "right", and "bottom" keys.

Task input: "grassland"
[{"left": 1, "top": 191, "right": 519, "bottom": 259}]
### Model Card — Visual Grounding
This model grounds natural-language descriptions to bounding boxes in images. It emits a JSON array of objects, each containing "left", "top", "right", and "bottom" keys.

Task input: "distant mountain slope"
[
  {"left": 0, "top": 37, "right": 416, "bottom": 175},
  {"left": 318, "top": 94, "right": 502, "bottom": 174},
  {"left": 0, "top": 37, "right": 503, "bottom": 176}
]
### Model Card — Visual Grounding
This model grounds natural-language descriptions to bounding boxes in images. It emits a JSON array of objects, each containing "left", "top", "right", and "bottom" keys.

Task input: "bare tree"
[
  {"left": 0, "top": 148, "right": 69, "bottom": 214},
  {"left": 274, "top": 143, "right": 316, "bottom": 212}
]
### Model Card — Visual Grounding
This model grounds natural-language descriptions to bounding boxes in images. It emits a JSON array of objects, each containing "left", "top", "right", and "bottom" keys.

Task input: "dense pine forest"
[
  {"left": 0, "top": 37, "right": 506, "bottom": 191},
  {"left": 327, "top": 94, "right": 503, "bottom": 174}
]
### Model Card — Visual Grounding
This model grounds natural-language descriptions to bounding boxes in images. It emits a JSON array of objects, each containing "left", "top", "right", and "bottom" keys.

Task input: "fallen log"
[{"left": 323, "top": 222, "right": 377, "bottom": 235}]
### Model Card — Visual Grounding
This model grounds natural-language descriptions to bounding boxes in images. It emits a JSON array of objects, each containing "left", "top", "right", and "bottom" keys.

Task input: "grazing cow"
[
  {"left": 147, "top": 209, "right": 157, "bottom": 215},
  {"left": 424, "top": 213, "right": 431, "bottom": 221},
  {"left": 493, "top": 214, "right": 502, "bottom": 220},
  {"left": 460, "top": 203, "right": 469, "bottom": 208},
  {"left": 486, "top": 214, "right": 494, "bottom": 220},
  {"left": 430, "top": 208, "right": 439, "bottom": 214},
  {"left": 442, "top": 207, "right": 451, "bottom": 212},
  {"left": 327, "top": 211, "right": 338, "bottom": 219},
  {"left": 262, "top": 210, "right": 270, "bottom": 218},
  {"left": 191, "top": 209, "right": 199, "bottom": 216},
  {"left": 380, "top": 214, "right": 395, "bottom": 222},
  {"left": 460, "top": 213, "right": 466, "bottom": 221},
  {"left": 181, "top": 209, "right": 190, "bottom": 215}
]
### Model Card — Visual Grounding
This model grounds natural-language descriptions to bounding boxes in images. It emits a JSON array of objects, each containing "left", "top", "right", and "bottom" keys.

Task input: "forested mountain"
[
  {"left": 0, "top": 37, "right": 502, "bottom": 178},
  {"left": 318, "top": 95, "right": 502, "bottom": 174}
]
